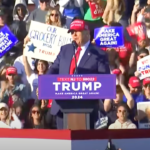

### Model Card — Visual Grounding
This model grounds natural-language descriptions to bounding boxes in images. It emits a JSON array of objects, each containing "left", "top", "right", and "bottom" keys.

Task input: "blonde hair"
[{"left": 45, "top": 8, "right": 62, "bottom": 27}]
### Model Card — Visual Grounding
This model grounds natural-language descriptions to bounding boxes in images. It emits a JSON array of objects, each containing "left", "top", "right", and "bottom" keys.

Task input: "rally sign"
[
  {"left": 94, "top": 27, "right": 124, "bottom": 47},
  {"left": 0, "top": 26, "right": 18, "bottom": 58},
  {"left": 137, "top": 102, "right": 150, "bottom": 129},
  {"left": 89, "top": 2, "right": 104, "bottom": 19},
  {"left": 24, "top": 21, "right": 72, "bottom": 62},
  {"left": 126, "top": 22, "right": 147, "bottom": 42},
  {"left": 137, "top": 55, "right": 150, "bottom": 80},
  {"left": 38, "top": 75, "right": 116, "bottom": 100}
]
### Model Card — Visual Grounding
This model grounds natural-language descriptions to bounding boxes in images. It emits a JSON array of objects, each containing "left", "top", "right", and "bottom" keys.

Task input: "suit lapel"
[{"left": 78, "top": 44, "right": 92, "bottom": 68}]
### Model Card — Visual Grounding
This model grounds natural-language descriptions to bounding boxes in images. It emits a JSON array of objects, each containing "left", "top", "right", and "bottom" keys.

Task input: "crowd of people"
[{"left": 0, "top": 0, "right": 150, "bottom": 130}]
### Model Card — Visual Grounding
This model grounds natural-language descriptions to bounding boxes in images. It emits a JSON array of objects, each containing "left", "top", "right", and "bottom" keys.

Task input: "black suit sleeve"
[
  {"left": 98, "top": 49, "right": 110, "bottom": 74},
  {"left": 48, "top": 46, "right": 63, "bottom": 74}
]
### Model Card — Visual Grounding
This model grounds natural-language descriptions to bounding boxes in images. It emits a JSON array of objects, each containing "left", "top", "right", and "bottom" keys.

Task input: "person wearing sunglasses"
[
  {"left": 45, "top": 8, "right": 63, "bottom": 27},
  {"left": 27, "top": 0, "right": 51, "bottom": 23},
  {"left": 0, "top": 102, "right": 22, "bottom": 128},
  {"left": 25, "top": 104, "right": 47, "bottom": 129},
  {"left": 108, "top": 102, "right": 137, "bottom": 129},
  {"left": 0, "top": 66, "right": 28, "bottom": 107}
]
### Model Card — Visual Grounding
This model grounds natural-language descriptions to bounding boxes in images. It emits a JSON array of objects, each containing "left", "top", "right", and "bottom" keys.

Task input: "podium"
[{"left": 38, "top": 74, "right": 116, "bottom": 130}]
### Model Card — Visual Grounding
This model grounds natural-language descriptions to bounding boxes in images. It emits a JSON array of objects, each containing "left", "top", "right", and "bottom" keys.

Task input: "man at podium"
[{"left": 48, "top": 19, "right": 110, "bottom": 129}]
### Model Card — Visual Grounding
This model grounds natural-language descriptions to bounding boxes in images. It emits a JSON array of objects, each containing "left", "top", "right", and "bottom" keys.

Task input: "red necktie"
[{"left": 69, "top": 47, "right": 82, "bottom": 74}]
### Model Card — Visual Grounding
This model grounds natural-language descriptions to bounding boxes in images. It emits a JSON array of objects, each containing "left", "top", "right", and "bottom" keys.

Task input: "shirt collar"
[{"left": 80, "top": 41, "right": 90, "bottom": 51}]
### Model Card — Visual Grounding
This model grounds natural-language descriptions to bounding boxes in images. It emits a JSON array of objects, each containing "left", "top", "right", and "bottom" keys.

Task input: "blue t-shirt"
[
  {"left": 123, "top": 93, "right": 140, "bottom": 103},
  {"left": 136, "top": 94, "right": 150, "bottom": 103}
]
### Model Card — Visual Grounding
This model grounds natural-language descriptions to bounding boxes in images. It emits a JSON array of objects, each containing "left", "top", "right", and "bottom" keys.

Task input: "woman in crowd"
[
  {"left": 25, "top": 104, "right": 47, "bottom": 129},
  {"left": 0, "top": 66, "right": 28, "bottom": 107},
  {"left": 45, "top": 8, "right": 65, "bottom": 27},
  {"left": 23, "top": 57, "right": 49, "bottom": 100},
  {"left": 108, "top": 103, "right": 137, "bottom": 129},
  {"left": 104, "top": 74, "right": 134, "bottom": 125},
  {"left": 0, "top": 102, "right": 22, "bottom": 128}
]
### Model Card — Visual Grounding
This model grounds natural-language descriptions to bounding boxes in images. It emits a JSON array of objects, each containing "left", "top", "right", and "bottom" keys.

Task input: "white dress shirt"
[{"left": 77, "top": 41, "right": 90, "bottom": 66}]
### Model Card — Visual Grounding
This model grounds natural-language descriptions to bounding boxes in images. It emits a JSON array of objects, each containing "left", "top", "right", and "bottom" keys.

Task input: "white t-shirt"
[
  {"left": 13, "top": 55, "right": 35, "bottom": 85},
  {"left": 27, "top": 73, "right": 38, "bottom": 100}
]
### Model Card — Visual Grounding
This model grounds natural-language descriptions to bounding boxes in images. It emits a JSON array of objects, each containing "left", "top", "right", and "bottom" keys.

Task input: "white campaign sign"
[
  {"left": 24, "top": 21, "right": 72, "bottom": 62},
  {"left": 137, "top": 55, "right": 150, "bottom": 80},
  {"left": 137, "top": 102, "right": 150, "bottom": 129}
]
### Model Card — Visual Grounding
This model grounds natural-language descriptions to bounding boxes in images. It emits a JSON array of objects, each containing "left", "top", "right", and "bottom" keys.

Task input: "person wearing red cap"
[
  {"left": 136, "top": 77, "right": 150, "bottom": 103},
  {"left": 0, "top": 66, "right": 28, "bottom": 107},
  {"left": 123, "top": 76, "right": 141, "bottom": 103},
  {"left": 49, "top": 19, "right": 110, "bottom": 129}
]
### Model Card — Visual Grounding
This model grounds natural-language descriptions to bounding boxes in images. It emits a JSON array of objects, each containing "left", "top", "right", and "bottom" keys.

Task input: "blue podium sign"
[
  {"left": 94, "top": 26, "right": 124, "bottom": 47},
  {"left": 38, "top": 74, "right": 116, "bottom": 100},
  {"left": 0, "top": 26, "right": 18, "bottom": 58}
]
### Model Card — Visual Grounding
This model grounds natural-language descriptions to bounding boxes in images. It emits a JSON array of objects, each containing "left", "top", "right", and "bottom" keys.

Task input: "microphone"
[{"left": 72, "top": 40, "right": 78, "bottom": 74}]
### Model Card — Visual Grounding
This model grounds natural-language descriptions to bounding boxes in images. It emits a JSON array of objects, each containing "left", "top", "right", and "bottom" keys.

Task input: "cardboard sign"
[
  {"left": 0, "top": 26, "right": 18, "bottom": 58},
  {"left": 24, "top": 21, "right": 72, "bottom": 62},
  {"left": 137, "top": 102, "right": 150, "bottom": 129},
  {"left": 126, "top": 22, "right": 147, "bottom": 42},
  {"left": 89, "top": 2, "right": 104, "bottom": 19},
  {"left": 38, "top": 74, "right": 116, "bottom": 100},
  {"left": 94, "top": 27, "right": 124, "bottom": 47},
  {"left": 137, "top": 55, "right": 150, "bottom": 80}
]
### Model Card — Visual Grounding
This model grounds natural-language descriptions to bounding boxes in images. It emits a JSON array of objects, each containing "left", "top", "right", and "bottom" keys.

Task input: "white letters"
[
  {"left": 82, "top": 82, "right": 92, "bottom": 91},
  {"left": 62, "top": 82, "right": 70, "bottom": 91},
  {"left": 94, "top": 82, "right": 101, "bottom": 90},
  {"left": 72, "top": 82, "right": 80, "bottom": 91},
  {"left": 53, "top": 82, "right": 60, "bottom": 91}
]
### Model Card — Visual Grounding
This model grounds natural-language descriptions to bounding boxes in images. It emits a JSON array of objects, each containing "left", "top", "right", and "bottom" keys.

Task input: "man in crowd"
[
  {"left": 28, "top": 0, "right": 51, "bottom": 23},
  {"left": 49, "top": 19, "right": 110, "bottom": 129}
]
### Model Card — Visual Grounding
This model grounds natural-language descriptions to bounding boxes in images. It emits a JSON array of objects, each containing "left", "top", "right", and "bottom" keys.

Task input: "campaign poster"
[
  {"left": 24, "top": 21, "right": 72, "bottom": 62},
  {"left": 137, "top": 102, "right": 150, "bottom": 129},
  {"left": 137, "top": 55, "right": 150, "bottom": 80},
  {"left": 126, "top": 22, "right": 147, "bottom": 42},
  {"left": 38, "top": 74, "right": 116, "bottom": 100},
  {"left": 89, "top": 2, "right": 104, "bottom": 19},
  {"left": 94, "top": 26, "right": 124, "bottom": 47},
  {"left": 0, "top": 26, "right": 18, "bottom": 57}
]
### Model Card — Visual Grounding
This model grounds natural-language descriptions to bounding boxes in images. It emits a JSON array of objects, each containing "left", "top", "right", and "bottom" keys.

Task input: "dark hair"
[
  {"left": 34, "top": 59, "right": 49, "bottom": 74},
  {"left": 137, "top": 48, "right": 149, "bottom": 56},
  {"left": 109, "top": 22, "right": 122, "bottom": 27},
  {"left": 116, "top": 102, "right": 130, "bottom": 113},
  {"left": 28, "top": 104, "right": 45, "bottom": 128}
]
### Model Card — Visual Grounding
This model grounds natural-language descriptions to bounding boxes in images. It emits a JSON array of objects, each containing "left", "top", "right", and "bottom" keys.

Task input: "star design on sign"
[{"left": 28, "top": 43, "right": 36, "bottom": 53}]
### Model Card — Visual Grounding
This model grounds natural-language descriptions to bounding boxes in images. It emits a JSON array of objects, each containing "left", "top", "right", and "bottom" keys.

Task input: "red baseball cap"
[
  {"left": 6, "top": 67, "right": 17, "bottom": 75},
  {"left": 112, "top": 69, "right": 121, "bottom": 75},
  {"left": 129, "top": 76, "right": 141, "bottom": 88},
  {"left": 143, "top": 78, "right": 150, "bottom": 86},
  {"left": 68, "top": 19, "right": 89, "bottom": 33}
]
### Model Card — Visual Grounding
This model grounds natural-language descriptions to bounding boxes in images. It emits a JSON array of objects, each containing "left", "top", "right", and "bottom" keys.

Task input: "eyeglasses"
[
  {"left": 32, "top": 110, "right": 40, "bottom": 114},
  {"left": 50, "top": 14, "right": 58, "bottom": 17}
]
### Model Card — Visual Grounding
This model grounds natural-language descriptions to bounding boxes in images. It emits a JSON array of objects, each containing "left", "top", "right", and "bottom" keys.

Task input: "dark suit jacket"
[{"left": 49, "top": 43, "right": 110, "bottom": 115}]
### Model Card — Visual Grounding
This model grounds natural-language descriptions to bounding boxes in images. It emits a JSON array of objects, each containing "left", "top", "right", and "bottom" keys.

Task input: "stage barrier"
[{"left": 0, "top": 129, "right": 150, "bottom": 150}]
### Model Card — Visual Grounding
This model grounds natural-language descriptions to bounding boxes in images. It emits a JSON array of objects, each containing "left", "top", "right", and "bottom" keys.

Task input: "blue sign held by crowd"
[
  {"left": 0, "top": 26, "right": 18, "bottom": 58},
  {"left": 94, "top": 26, "right": 124, "bottom": 47},
  {"left": 38, "top": 74, "right": 116, "bottom": 100}
]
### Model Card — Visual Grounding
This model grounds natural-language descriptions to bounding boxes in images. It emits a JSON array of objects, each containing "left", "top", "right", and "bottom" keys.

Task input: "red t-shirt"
[{"left": 47, "top": 99, "right": 52, "bottom": 108}]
